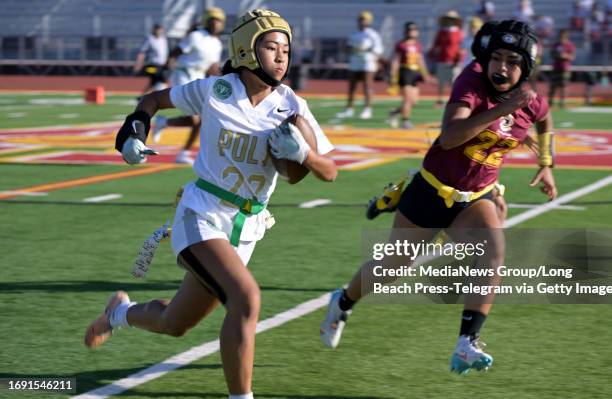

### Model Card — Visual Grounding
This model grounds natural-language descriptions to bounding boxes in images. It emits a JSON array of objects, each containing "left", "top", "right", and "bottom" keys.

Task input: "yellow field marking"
[{"left": 0, "top": 164, "right": 179, "bottom": 200}]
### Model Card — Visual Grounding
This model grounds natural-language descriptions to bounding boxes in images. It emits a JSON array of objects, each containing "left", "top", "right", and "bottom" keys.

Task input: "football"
[{"left": 271, "top": 114, "right": 318, "bottom": 184}]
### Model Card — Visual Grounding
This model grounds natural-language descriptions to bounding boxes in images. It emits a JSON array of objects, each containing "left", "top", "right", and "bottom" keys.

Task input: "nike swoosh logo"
[
  {"left": 458, "top": 352, "right": 469, "bottom": 361},
  {"left": 277, "top": 108, "right": 290, "bottom": 113}
]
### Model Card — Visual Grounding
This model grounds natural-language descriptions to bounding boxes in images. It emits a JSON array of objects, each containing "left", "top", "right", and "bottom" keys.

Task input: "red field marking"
[{"left": 2, "top": 123, "right": 612, "bottom": 170}]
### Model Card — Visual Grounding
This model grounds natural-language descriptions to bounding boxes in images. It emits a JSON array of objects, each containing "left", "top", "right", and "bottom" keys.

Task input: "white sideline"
[
  {"left": 83, "top": 194, "right": 123, "bottom": 203},
  {"left": 72, "top": 175, "right": 612, "bottom": 398},
  {"left": 299, "top": 199, "right": 332, "bottom": 208}
]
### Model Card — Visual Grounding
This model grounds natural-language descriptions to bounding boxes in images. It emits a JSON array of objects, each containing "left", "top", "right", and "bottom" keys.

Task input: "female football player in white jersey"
[{"left": 84, "top": 10, "right": 336, "bottom": 399}]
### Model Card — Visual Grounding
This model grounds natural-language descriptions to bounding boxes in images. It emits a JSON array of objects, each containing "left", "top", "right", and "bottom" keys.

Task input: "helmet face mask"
[{"left": 229, "top": 9, "right": 292, "bottom": 87}]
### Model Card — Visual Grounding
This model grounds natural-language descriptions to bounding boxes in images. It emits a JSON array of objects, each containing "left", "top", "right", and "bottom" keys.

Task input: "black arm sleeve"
[{"left": 114, "top": 110, "right": 151, "bottom": 152}]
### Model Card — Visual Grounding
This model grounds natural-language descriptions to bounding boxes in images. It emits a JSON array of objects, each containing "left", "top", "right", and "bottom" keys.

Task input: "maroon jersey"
[
  {"left": 422, "top": 61, "right": 549, "bottom": 192},
  {"left": 552, "top": 40, "right": 576, "bottom": 72},
  {"left": 395, "top": 40, "right": 423, "bottom": 70}
]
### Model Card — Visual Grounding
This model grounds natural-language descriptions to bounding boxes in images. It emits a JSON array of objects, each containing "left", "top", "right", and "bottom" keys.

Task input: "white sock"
[
  {"left": 109, "top": 301, "right": 136, "bottom": 328},
  {"left": 229, "top": 393, "right": 253, "bottom": 399}
]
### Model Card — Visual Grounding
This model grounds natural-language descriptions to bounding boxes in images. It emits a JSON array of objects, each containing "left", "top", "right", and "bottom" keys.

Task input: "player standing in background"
[
  {"left": 388, "top": 22, "right": 431, "bottom": 129},
  {"left": 84, "top": 10, "right": 337, "bottom": 399},
  {"left": 548, "top": 29, "right": 576, "bottom": 108},
  {"left": 133, "top": 24, "right": 169, "bottom": 94},
  {"left": 321, "top": 20, "right": 557, "bottom": 375},
  {"left": 428, "top": 10, "right": 465, "bottom": 107},
  {"left": 153, "top": 7, "right": 225, "bottom": 164},
  {"left": 336, "top": 10, "right": 384, "bottom": 120}
]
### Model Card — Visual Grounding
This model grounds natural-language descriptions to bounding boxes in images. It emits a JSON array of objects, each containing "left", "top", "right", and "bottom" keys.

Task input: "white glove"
[
  {"left": 132, "top": 221, "right": 171, "bottom": 278},
  {"left": 121, "top": 120, "right": 158, "bottom": 164},
  {"left": 122, "top": 137, "right": 158, "bottom": 164},
  {"left": 268, "top": 122, "right": 310, "bottom": 164}
]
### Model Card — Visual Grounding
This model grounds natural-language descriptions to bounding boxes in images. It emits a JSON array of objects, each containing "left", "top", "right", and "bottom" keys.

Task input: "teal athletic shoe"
[{"left": 450, "top": 335, "right": 493, "bottom": 374}]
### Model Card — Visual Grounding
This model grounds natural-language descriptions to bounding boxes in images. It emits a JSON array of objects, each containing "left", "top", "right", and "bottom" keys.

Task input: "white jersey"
[
  {"left": 170, "top": 73, "right": 334, "bottom": 241},
  {"left": 348, "top": 27, "right": 384, "bottom": 72},
  {"left": 139, "top": 34, "right": 168, "bottom": 66},
  {"left": 176, "top": 29, "right": 222, "bottom": 74}
]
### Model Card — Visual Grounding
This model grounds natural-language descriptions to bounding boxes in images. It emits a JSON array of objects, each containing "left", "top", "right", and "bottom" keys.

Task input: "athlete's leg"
[
  {"left": 347, "top": 71, "right": 359, "bottom": 109},
  {"left": 346, "top": 210, "right": 438, "bottom": 301},
  {"left": 449, "top": 199, "right": 504, "bottom": 315},
  {"left": 178, "top": 239, "right": 260, "bottom": 396},
  {"left": 127, "top": 270, "right": 220, "bottom": 336},
  {"left": 447, "top": 199, "right": 503, "bottom": 373},
  {"left": 362, "top": 71, "right": 375, "bottom": 109},
  {"left": 181, "top": 116, "right": 202, "bottom": 151},
  {"left": 321, "top": 210, "right": 437, "bottom": 348},
  {"left": 400, "top": 85, "right": 418, "bottom": 128}
]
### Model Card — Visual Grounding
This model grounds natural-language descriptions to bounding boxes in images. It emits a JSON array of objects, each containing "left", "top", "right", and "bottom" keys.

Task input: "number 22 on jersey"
[{"left": 463, "top": 129, "right": 519, "bottom": 168}]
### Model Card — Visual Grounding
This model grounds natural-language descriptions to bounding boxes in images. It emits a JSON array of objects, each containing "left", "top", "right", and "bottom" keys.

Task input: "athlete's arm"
[
  {"left": 114, "top": 89, "right": 174, "bottom": 161},
  {"left": 206, "top": 62, "right": 222, "bottom": 77},
  {"left": 135, "top": 88, "right": 174, "bottom": 117},
  {"left": 165, "top": 47, "right": 183, "bottom": 69},
  {"left": 303, "top": 151, "right": 337, "bottom": 182},
  {"left": 439, "top": 84, "right": 536, "bottom": 150},
  {"left": 529, "top": 111, "right": 557, "bottom": 200}
]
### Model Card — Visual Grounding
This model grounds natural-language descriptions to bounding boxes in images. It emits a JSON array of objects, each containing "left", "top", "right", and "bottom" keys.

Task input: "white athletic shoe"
[
  {"left": 401, "top": 119, "right": 414, "bottom": 129},
  {"left": 152, "top": 115, "right": 167, "bottom": 143},
  {"left": 320, "top": 289, "right": 351, "bottom": 349},
  {"left": 450, "top": 335, "right": 494, "bottom": 374},
  {"left": 335, "top": 108, "right": 354, "bottom": 119},
  {"left": 84, "top": 291, "right": 130, "bottom": 348},
  {"left": 175, "top": 150, "right": 194, "bottom": 165},
  {"left": 359, "top": 107, "right": 372, "bottom": 119}
]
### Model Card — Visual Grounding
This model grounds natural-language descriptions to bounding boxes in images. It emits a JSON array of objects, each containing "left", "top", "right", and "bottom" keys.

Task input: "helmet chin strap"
[{"left": 253, "top": 67, "right": 283, "bottom": 87}]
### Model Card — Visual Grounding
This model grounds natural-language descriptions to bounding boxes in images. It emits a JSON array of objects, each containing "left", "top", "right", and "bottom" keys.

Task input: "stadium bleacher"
[{"left": 0, "top": 0, "right": 609, "bottom": 73}]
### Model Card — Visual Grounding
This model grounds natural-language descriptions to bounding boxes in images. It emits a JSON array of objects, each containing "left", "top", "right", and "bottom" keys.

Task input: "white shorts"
[{"left": 171, "top": 204, "right": 257, "bottom": 266}]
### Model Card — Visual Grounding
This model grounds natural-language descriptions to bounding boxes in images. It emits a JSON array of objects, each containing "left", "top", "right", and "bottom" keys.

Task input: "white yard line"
[
  {"left": 504, "top": 175, "right": 612, "bottom": 228},
  {"left": 72, "top": 293, "right": 331, "bottom": 399},
  {"left": 82, "top": 194, "right": 123, "bottom": 203},
  {"left": 72, "top": 175, "right": 612, "bottom": 398},
  {"left": 508, "top": 203, "right": 585, "bottom": 211},
  {"left": 299, "top": 199, "right": 332, "bottom": 208}
]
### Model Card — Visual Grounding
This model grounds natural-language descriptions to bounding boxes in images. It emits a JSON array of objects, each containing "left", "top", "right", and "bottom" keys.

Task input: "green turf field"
[{"left": 1, "top": 92, "right": 612, "bottom": 398}]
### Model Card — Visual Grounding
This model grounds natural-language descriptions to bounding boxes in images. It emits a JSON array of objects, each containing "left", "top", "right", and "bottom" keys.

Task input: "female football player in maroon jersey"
[{"left": 321, "top": 20, "right": 556, "bottom": 375}]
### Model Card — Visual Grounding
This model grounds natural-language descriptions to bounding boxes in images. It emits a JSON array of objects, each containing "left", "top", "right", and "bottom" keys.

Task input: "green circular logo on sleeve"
[{"left": 213, "top": 79, "right": 232, "bottom": 100}]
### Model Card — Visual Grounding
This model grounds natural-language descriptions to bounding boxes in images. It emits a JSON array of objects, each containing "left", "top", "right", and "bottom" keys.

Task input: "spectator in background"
[
  {"left": 569, "top": 0, "right": 594, "bottom": 31},
  {"left": 336, "top": 10, "right": 384, "bottom": 120},
  {"left": 428, "top": 10, "right": 464, "bottom": 107},
  {"left": 133, "top": 24, "right": 169, "bottom": 94},
  {"left": 476, "top": 0, "right": 495, "bottom": 22},
  {"left": 514, "top": 0, "right": 535, "bottom": 22},
  {"left": 462, "top": 16, "right": 484, "bottom": 68},
  {"left": 549, "top": 29, "right": 576, "bottom": 108},
  {"left": 534, "top": 14, "right": 555, "bottom": 42}
]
